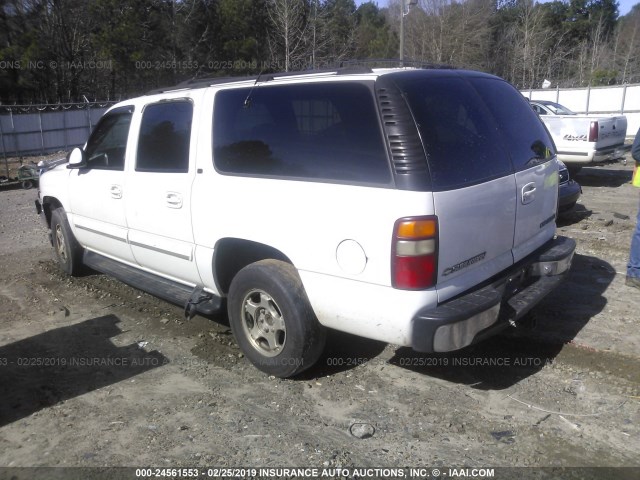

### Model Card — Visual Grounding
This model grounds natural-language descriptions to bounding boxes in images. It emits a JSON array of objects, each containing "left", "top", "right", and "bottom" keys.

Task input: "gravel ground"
[{"left": 0, "top": 155, "right": 638, "bottom": 479}]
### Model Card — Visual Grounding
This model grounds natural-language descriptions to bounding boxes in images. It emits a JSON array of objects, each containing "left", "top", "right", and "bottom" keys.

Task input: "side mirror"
[{"left": 67, "top": 147, "right": 86, "bottom": 169}]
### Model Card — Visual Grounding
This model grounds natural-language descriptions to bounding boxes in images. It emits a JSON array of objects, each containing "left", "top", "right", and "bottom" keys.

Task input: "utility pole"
[{"left": 400, "top": 0, "right": 418, "bottom": 65}]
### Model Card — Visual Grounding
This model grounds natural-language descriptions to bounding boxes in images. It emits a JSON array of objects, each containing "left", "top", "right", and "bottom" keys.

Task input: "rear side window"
[
  {"left": 212, "top": 83, "right": 391, "bottom": 184},
  {"left": 136, "top": 101, "right": 193, "bottom": 173},
  {"left": 396, "top": 77, "right": 512, "bottom": 190},
  {"left": 470, "top": 79, "right": 555, "bottom": 171}
]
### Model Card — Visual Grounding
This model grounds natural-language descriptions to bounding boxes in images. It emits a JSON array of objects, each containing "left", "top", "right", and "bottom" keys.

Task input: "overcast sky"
[{"left": 355, "top": 0, "right": 638, "bottom": 17}]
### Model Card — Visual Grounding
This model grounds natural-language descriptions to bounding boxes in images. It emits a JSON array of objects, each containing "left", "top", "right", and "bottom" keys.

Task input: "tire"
[
  {"left": 228, "top": 259, "right": 326, "bottom": 378},
  {"left": 21, "top": 180, "right": 33, "bottom": 190},
  {"left": 50, "top": 208, "right": 84, "bottom": 276}
]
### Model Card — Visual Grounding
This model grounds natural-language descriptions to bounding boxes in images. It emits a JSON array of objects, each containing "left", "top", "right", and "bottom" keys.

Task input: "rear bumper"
[
  {"left": 411, "top": 236, "right": 576, "bottom": 353},
  {"left": 558, "top": 143, "right": 629, "bottom": 165},
  {"left": 593, "top": 143, "right": 630, "bottom": 162}
]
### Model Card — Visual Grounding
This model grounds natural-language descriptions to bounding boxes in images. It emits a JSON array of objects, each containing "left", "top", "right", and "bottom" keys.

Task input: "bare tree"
[
  {"left": 402, "top": 0, "right": 492, "bottom": 69},
  {"left": 620, "top": 18, "right": 639, "bottom": 82},
  {"left": 405, "top": 0, "right": 455, "bottom": 63},
  {"left": 509, "top": 0, "right": 551, "bottom": 88},
  {"left": 307, "top": 0, "right": 331, "bottom": 68},
  {"left": 267, "top": 0, "right": 308, "bottom": 71},
  {"left": 610, "top": 8, "right": 640, "bottom": 83}
]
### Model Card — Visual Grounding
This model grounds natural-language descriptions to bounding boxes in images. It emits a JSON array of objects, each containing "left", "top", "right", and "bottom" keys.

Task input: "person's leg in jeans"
[{"left": 627, "top": 197, "right": 640, "bottom": 288}]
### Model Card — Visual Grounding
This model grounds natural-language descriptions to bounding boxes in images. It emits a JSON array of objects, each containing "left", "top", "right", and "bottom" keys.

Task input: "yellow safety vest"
[{"left": 634, "top": 161, "right": 640, "bottom": 187}]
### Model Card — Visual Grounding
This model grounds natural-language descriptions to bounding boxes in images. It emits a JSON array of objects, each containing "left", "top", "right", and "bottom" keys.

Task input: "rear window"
[
  {"left": 212, "top": 83, "right": 391, "bottom": 185},
  {"left": 395, "top": 77, "right": 512, "bottom": 190},
  {"left": 470, "top": 79, "right": 555, "bottom": 171}
]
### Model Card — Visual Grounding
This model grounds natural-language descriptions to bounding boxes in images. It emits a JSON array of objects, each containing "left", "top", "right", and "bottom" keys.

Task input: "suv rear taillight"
[
  {"left": 392, "top": 216, "right": 438, "bottom": 290},
  {"left": 588, "top": 121, "right": 599, "bottom": 142}
]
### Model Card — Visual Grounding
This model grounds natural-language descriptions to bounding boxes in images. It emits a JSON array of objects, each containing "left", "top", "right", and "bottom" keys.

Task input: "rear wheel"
[
  {"left": 21, "top": 180, "right": 33, "bottom": 190},
  {"left": 228, "top": 259, "right": 326, "bottom": 378},
  {"left": 51, "top": 208, "right": 84, "bottom": 276}
]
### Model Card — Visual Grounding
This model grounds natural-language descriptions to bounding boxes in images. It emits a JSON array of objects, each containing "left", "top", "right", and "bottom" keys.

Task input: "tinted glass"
[
  {"left": 471, "top": 79, "right": 555, "bottom": 171},
  {"left": 84, "top": 108, "right": 132, "bottom": 170},
  {"left": 212, "top": 83, "right": 391, "bottom": 184},
  {"left": 544, "top": 102, "right": 575, "bottom": 115},
  {"left": 137, "top": 101, "right": 192, "bottom": 172},
  {"left": 531, "top": 103, "right": 545, "bottom": 115},
  {"left": 396, "top": 77, "right": 512, "bottom": 190}
]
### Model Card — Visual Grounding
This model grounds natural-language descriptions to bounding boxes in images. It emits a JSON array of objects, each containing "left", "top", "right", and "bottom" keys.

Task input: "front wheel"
[
  {"left": 50, "top": 208, "right": 84, "bottom": 276},
  {"left": 228, "top": 260, "right": 326, "bottom": 378}
]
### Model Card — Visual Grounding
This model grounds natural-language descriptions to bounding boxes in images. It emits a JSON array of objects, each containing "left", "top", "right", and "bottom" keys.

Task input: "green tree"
[
  {"left": 354, "top": 1, "right": 397, "bottom": 59},
  {"left": 218, "top": 0, "right": 268, "bottom": 71},
  {"left": 324, "top": 0, "right": 356, "bottom": 62},
  {"left": 88, "top": 0, "right": 172, "bottom": 97},
  {"left": 175, "top": 0, "right": 223, "bottom": 77}
]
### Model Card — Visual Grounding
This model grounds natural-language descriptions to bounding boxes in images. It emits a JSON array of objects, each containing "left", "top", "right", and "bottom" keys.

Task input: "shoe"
[{"left": 626, "top": 276, "right": 640, "bottom": 290}]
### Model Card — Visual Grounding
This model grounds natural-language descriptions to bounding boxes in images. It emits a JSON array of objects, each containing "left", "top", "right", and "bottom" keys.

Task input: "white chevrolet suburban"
[{"left": 36, "top": 67, "right": 575, "bottom": 377}]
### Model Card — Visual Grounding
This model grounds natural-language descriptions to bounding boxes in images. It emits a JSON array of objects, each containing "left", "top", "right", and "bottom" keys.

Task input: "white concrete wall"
[{"left": 522, "top": 84, "right": 640, "bottom": 139}]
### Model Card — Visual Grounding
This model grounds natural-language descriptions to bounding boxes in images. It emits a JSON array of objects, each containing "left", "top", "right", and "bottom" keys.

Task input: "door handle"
[
  {"left": 165, "top": 192, "right": 183, "bottom": 209},
  {"left": 521, "top": 182, "right": 536, "bottom": 205},
  {"left": 110, "top": 184, "right": 122, "bottom": 199}
]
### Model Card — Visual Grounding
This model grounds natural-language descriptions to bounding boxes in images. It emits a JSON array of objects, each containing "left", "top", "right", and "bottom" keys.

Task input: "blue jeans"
[{"left": 629, "top": 196, "right": 640, "bottom": 278}]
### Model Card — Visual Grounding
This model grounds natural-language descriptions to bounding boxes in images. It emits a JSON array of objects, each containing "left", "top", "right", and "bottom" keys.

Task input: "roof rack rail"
[
  {"left": 144, "top": 65, "right": 375, "bottom": 95},
  {"left": 145, "top": 75, "right": 259, "bottom": 95},
  {"left": 339, "top": 58, "right": 456, "bottom": 70},
  {"left": 261, "top": 65, "right": 373, "bottom": 82}
]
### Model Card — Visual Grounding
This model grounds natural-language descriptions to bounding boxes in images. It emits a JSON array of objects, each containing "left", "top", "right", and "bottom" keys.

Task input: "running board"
[{"left": 83, "top": 251, "right": 222, "bottom": 316}]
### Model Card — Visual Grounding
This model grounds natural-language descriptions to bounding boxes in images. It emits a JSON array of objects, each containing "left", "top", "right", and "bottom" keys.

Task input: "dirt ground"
[{"left": 0, "top": 153, "right": 638, "bottom": 478}]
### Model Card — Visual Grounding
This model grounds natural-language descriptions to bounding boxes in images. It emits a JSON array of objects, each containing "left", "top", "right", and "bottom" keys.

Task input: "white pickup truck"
[{"left": 530, "top": 100, "right": 628, "bottom": 173}]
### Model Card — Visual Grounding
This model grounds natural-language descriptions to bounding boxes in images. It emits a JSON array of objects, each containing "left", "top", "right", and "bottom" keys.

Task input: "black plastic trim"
[
  {"left": 374, "top": 76, "right": 431, "bottom": 191},
  {"left": 75, "top": 224, "right": 127, "bottom": 243},
  {"left": 83, "top": 251, "right": 221, "bottom": 315}
]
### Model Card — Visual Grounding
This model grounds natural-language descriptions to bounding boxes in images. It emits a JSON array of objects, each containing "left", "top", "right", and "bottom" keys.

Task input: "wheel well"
[
  {"left": 213, "top": 238, "right": 292, "bottom": 295},
  {"left": 42, "top": 197, "right": 63, "bottom": 228}
]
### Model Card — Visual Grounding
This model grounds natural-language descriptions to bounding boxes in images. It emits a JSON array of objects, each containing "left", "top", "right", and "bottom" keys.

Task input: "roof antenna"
[{"left": 244, "top": 70, "right": 265, "bottom": 109}]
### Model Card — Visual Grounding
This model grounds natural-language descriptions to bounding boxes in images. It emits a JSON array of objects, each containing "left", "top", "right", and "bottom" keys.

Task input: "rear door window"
[
  {"left": 470, "top": 79, "right": 555, "bottom": 171},
  {"left": 395, "top": 77, "right": 512, "bottom": 190},
  {"left": 212, "top": 83, "right": 391, "bottom": 185}
]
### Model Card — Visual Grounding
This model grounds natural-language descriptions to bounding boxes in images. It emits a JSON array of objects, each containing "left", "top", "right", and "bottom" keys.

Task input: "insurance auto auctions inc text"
[{"left": 251, "top": 467, "right": 494, "bottom": 478}]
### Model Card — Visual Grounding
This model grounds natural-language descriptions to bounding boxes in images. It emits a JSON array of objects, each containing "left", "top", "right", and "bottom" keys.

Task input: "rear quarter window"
[{"left": 212, "top": 82, "right": 391, "bottom": 185}]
